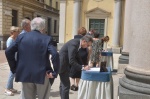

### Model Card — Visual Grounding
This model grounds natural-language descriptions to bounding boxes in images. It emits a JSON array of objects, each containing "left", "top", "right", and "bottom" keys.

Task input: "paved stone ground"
[
  {"left": 0, "top": 50, "right": 124, "bottom": 99},
  {"left": 0, "top": 50, "right": 6, "bottom": 63}
]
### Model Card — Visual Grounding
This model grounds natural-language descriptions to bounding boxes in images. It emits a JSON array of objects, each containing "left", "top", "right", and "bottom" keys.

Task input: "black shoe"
[
  {"left": 75, "top": 86, "right": 78, "bottom": 91},
  {"left": 71, "top": 85, "right": 78, "bottom": 91},
  {"left": 70, "top": 85, "right": 75, "bottom": 90}
]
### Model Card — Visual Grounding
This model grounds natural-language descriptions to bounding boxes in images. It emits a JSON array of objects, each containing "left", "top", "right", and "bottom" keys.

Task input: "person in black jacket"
[
  {"left": 70, "top": 27, "right": 88, "bottom": 91},
  {"left": 59, "top": 35, "right": 93, "bottom": 99}
]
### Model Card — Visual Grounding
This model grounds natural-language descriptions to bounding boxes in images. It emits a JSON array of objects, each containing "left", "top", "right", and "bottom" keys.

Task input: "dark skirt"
[{"left": 69, "top": 69, "right": 81, "bottom": 78}]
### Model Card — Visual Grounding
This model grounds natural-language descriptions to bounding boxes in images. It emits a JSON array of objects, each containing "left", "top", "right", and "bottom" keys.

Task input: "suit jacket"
[
  {"left": 74, "top": 35, "right": 83, "bottom": 39},
  {"left": 5, "top": 30, "right": 59, "bottom": 84},
  {"left": 59, "top": 39, "right": 83, "bottom": 74}
]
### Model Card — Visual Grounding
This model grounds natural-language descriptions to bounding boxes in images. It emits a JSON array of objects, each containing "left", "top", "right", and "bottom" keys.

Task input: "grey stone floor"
[{"left": 0, "top": 50, "right": 124, "bottom": 99}]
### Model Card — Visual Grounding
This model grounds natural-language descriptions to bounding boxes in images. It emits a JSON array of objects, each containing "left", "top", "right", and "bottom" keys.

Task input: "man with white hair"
[
  {"left": 20, "top": 18, "right": 31, "bottom": 34},
  {"left": 5, "top": 17, "right": 59, "bottom": 99}
]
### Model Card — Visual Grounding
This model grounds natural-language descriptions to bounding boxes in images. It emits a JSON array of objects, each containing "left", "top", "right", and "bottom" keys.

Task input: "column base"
[
  {"left": 119, "top": 52, "right": 129, "bottom": 64},
  {"left": 117, "top": 64, "right": 128, "bottom": 74},
  {"left": 119, "top": 67, "right": 150, "bottom": 99},
  {"left": 57, "top": 43, "right": 64, "bottom": 51},
  {"left": 117, "top": 52, "right": 129, "bottom": 74},
  {"left": 119, "top": 82, "right": 150, "bottom": 99},
  {"left": 111, "top": 47, "right": 121, "bottom": 54}
]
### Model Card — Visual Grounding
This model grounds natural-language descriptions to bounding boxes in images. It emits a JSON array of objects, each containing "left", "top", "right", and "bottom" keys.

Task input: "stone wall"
[{"left": 0, "top": 0, "right": 59, "bottom": 50}]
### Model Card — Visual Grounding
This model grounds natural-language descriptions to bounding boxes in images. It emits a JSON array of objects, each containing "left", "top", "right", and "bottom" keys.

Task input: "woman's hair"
[
  {"left": 102, "top": 36, "right": 109, "bottom": 42},
  {"left": 10, "top": 26, "right": 19, "bottom": 35},
  {"left": 78, "top": 27, "right": 87, "bottom": 36},
  {"left": 93, "top": 32, "right": 100, "bottom": 38}
]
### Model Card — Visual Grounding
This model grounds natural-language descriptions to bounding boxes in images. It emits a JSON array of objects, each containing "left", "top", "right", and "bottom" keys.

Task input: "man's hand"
[{"left": 46, "top": 72, "right": 54, "bottom": 78}]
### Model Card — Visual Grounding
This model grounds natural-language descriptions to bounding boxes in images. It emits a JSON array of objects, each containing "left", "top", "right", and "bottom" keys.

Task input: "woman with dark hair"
[
  {"left": 69, "top": 27, "right": 89, "bottom": 91},
  {"left": 89, "top": 32, "right": 109, "bottom": 67}
]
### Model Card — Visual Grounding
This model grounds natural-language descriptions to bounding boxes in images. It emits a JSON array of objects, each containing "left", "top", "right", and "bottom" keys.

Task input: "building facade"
[
  {"left": 0, "top": 0, "right": 59, "bottom": 49},
  {"left": 58, "top": 0, "right": 125, "bottom": 52}
]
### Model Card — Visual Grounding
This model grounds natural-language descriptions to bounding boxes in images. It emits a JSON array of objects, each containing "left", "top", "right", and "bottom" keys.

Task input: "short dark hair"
[
  {"left": 81, "top": 35, "right": 93, "bottom": 43},
  {"left": 94, "top": 32, "right": 100, "bottom": 38}
]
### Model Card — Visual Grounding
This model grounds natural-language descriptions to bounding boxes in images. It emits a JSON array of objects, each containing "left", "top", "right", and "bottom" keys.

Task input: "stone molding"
[
  {"left": 120, "top": 76, "right": 150, "bottom": 95},
  {"left": 85, "top": 7, "right": 111, "bottom": 18},
  {"left": 120, "top": 67, "right": 150, "bottom": 94},
  {"left": 125, "top": 68, "right": 150, "bottom": 83},
  {"left": 126, "top": 66, "right": 150, "bottom": 75},
  {"left": 119, "top": 85, "right": 150, "bottom": 99},
  {"left": 8, "top": 0, "right": 59, "bottom": 14},
  {"left": 121, "top": 52, "right": 129, "bottom": 56}
]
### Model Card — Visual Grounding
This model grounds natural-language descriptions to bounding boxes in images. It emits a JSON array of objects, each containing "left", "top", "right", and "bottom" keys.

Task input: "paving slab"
[{"left": 0, "top": 50, "right": 123, "bottom": 99}]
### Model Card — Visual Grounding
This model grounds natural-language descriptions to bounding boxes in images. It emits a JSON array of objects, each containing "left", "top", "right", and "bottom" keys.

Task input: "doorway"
[{"left": 89, "top": 19, "right": 105, "bottom": 38}]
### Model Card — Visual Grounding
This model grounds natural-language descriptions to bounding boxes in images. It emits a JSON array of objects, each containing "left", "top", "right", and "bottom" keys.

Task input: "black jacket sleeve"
[{"left": 68, "top": 43, "right": 82, "bottom": 71}]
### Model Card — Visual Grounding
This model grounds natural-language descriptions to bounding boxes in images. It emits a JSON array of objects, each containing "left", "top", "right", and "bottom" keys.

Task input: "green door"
[{"left": 89, "top": 19, "right": 105, "bottom": 38}]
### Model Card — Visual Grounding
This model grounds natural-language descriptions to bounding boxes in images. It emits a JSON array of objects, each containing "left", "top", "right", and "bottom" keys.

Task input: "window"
[
  {"left": 54, "top": 20, "right": 57, "bottom": 33},
  {"left": 89, "top": 19, "right": 105, "bottom": 38},
  {"left": 47, "top": 18, "right": 52, "bottom": 35},
  {"left": 56, "top": 2, "right": 58, "bottom": 9},
  {"left": 50, "top": 0, "right": 52, "bottom": 6},
  {"left": 12, "top": 10, "right": 18, "bottom": 26}
]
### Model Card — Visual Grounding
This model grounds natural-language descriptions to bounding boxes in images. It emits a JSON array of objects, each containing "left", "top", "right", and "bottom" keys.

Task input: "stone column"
[
  {"left": 58, "top": 0, "right": 66, "bottom": 50},
  {"left": 72, "top": 0, "right": 81, "bottom": 38},
  {"left": 0, "top": 1, "right": 3, "bottom": 50},
  {"left": 118, "top": 0, "right": 132, "bottom": 73},
  {"left": 119, "top": 0, "right": 150, "bottom": 98},
  {"left": 112, "top": 0, "right": 122, "bottom": 53}
]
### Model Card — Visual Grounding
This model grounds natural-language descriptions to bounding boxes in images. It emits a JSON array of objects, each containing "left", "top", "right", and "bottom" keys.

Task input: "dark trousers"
[{"left": 59, "top": 72, "right": 70, "bottom": 99}]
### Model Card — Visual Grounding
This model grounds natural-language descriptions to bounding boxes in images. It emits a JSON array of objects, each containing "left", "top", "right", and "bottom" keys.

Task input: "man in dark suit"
[
  {"left": 59, "top": 35, "right": 93, "bottom": 99},
  {"left": 20, "top": 18, "right": 31, "bottom": 34},
  {"left": 5, "top": 17, "right": 59, "bottom": 99}
]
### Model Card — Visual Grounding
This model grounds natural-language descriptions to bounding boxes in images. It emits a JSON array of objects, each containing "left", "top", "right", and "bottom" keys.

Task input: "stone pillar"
[
  {"left": 117, "top": 0, "right": 132, "bottom": 73},
  {"left": 0, "top": 1, "right": 3, "bottom": 50},
  {"left": 112, "top": 0, "right": 122, "bottom": 53},
  {"left": 119, "top": 0, "right": 150, "bottom": 98},
  {"left": 58, "top": 0, "right": 66, "bottom": 50},
  {"left": 72, "top": 0, "right": 81, "bottom": 38}
]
